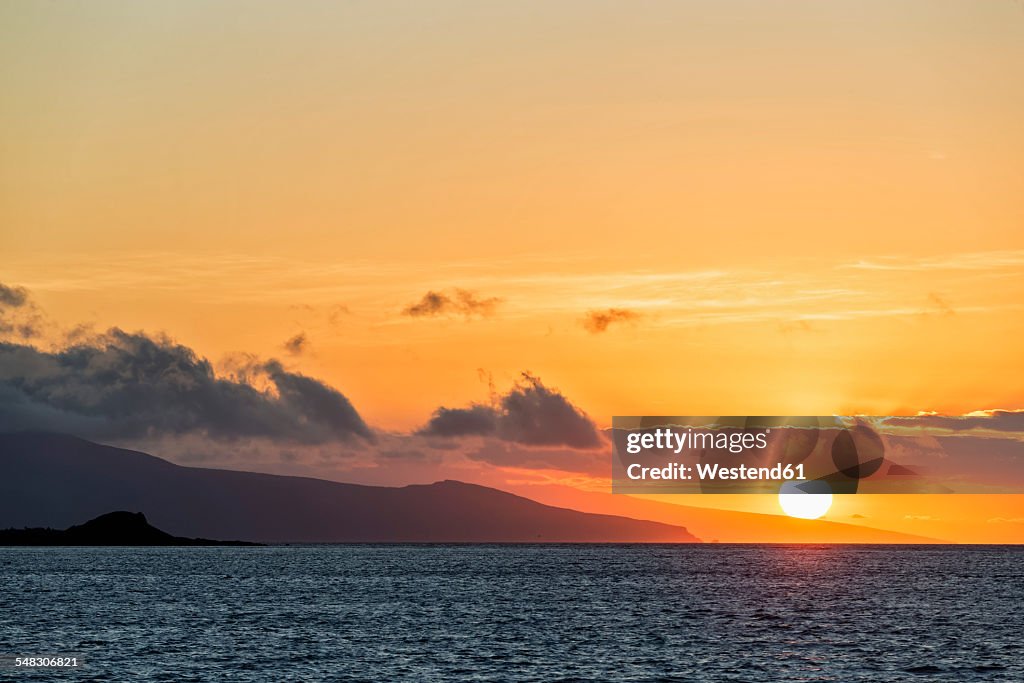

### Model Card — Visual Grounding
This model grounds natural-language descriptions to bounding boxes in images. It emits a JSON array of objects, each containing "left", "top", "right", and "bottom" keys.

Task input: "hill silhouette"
[
  {"left": 0, "top": 433, "right": 698, "bottom": 543},
  {"left": 0, "top": 511, "right": 257, "bottom": 546}
]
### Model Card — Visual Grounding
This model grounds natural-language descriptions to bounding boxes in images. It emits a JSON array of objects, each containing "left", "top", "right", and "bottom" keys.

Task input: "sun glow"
[{"left": 778, "top": 492, "right": 833, "bottom": 520}]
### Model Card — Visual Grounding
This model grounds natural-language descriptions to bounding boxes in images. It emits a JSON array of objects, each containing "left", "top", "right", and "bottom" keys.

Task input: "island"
[{"left": 0, "top": 511, "right": 258, "bottom": 546}]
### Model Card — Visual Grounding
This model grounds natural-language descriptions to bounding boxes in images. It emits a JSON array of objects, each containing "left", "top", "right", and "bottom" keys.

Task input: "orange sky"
[{"left": 2, "top": 1, "right": 1023, "bottom": 542}]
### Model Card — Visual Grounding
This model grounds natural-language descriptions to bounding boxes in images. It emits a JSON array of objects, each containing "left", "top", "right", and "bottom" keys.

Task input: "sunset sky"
[{"left": 2, "top": 1, "right": 1023, "bottom": 542}]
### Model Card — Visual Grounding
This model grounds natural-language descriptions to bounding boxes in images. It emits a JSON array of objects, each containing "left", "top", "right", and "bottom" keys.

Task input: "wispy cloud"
[
  {"left": 0, "top": 281, "right": 44, "bottom": 340},
  {"left": 402, "top": 289, "right": 501, "bottom": 319},
  {"left": 6, "top": 250, "right": 1023, "bottom": 336},
  {"left": 842, "top": 250, "right": 1024, "bottom": 272},
  {"left": 283, "top": 332, "right": 308, "bottom": 356},
  {"left": 880, "top": 410, "right": 1024, "bottom": 439},
  {"left": 582, "top": 308, "right": 641, "bottom": 334}
]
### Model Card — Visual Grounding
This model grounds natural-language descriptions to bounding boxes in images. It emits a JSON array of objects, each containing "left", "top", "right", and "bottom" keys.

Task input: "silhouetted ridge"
[{"left": 0, "top": 432, "right": 699, "bottom": 543}]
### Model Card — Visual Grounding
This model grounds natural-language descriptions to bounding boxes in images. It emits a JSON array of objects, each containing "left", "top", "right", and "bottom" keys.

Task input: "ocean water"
[{"left": 1, "top": 545, "right": 1022, "bottom": 682}]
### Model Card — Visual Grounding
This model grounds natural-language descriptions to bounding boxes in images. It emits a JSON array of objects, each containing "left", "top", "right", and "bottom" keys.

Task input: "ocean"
[{"left": 1, "top": 545, "right": 1021, "bottom": 681}]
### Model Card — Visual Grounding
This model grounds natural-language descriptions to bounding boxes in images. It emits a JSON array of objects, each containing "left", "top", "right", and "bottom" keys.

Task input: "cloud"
[
  {"left": 882, "top": 410, "right": 1024, "bottom": 434},
  {"left": 582, "top": 308, "right": 640, "bottom": 334},
  {"left": 0, "top": 329, "right": 372, "bottom": 444},
  {"left": 283, "top": 332, "right": 308, "bottom": 356},
  {"left": 843, "top": 250, "right": 1024, "bottom": 272},
  {"left": 0, "top": 282, "right": 42, "bottom": 339},
  {"left": 418, "top": 373, "right": 603, "bottom": 449},
  {"left": 0, "top": 284, "right": 29, "bottom": 308},
  {"left": 402, "top": 289, "right": 501, "bottom": 319},
  {"left": 420, "top": 404, "right": 497, "bottom": 437},
  {"left": 0, "top": 284, "right": 614, "bottom": 483}
]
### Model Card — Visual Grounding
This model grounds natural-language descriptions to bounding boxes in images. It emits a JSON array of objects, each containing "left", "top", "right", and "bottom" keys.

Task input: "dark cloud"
[
  {"left": 283, "top": 332, "right": 308, "bottom": 356},
  {"left": 0, "top": 329, "right": 372, "bottom": 444},
  {"left": 582, "top": 308, "right": 640, "bottom": 334},
  {"left": 421, "top": 404, "right": 497, "bottom": 437},
  {"left": 418, "top": 373, "right": 603, "bottom": 449},
  {"left": 0, "top": 284, "right": 29, "bottom": 308},
  {"left": 402, "top": 289, "right": 501, "bottom": 319}
]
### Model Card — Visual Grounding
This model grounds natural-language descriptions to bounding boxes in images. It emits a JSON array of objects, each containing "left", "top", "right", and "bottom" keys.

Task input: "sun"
[{"left": 778, "top": 492, "right": 833, "bottom": 519}]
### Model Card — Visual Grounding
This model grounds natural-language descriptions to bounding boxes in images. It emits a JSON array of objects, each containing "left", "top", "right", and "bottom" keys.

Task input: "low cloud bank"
[{"left": 0, "top": 329, "right": 371, "bottom": 444}]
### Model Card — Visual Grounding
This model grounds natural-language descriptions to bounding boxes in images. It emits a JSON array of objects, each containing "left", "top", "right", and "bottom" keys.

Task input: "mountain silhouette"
[
  {"left": 0, "top": 511, "right": 256, "bottom": 546},
  {"left": 0, "top": 433, "right": 698, "bottom": 543}
]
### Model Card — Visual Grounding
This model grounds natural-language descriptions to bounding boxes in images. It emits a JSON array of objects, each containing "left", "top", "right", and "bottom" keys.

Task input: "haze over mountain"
[{"left": 0, "top": 433, "right": 698, "bottom": 543}]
